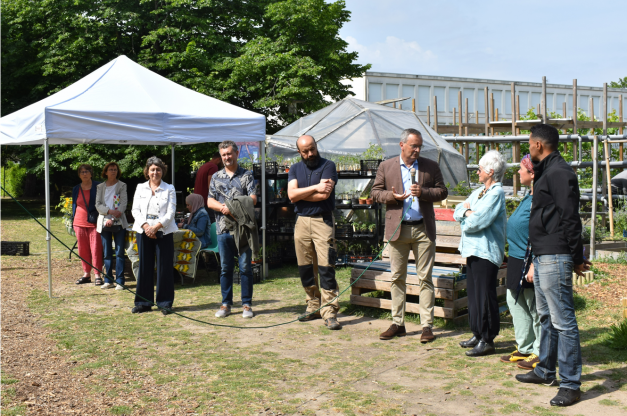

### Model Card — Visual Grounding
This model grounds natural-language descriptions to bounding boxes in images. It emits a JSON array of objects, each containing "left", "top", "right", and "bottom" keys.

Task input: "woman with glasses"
[
  {"left": 95, "top": 162, "right": 129, "bottom": 290},
  {"left": 500, "top": 155, "right": 541, "bottom": 369},
  {"left": 72, "top": 164, "right": 104, "bottom": 285},
  {"left": 454, "top": 150, "right": 507, "bottom": 357},
  {"left": 130, "top": 156, "right": 178, "bottom": 315}
]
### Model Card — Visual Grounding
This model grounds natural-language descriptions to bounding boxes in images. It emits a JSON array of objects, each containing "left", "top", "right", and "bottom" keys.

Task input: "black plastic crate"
[
  {"left": 335, "top": 224, "right": 353, "bottom": 238},
  {"left": 348, "top": 254, "right": 375, "bottom": 264},
  {"left": 233, "top": 264, "right": 263, "bottom": 285},
  {"left": 253, "top": 161, "right": 278, "bottom": 176},
  {"left": 1, "top": 241, "right": 30, "bottom": 256},
  {"left": 360, "top": 160, "right": 381, "bottom": 176}
]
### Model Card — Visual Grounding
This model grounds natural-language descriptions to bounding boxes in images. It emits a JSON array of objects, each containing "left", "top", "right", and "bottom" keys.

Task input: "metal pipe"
[
  {"left": 466, "top": 160, "right": 627, "bottom": 170},
  {"left": 444, "top": 134, "right": 627, "bottom": 143},
  {"left": 44, "top": 138, "right": 53, "bottom": 298},
  {"left": 261, "top": 141, "right": 267, "bottom": 280},
  {"left": 171, "top": 144, "right": 175, "bottom": 185},
  {"left": 590, "top": 136, "right": 598, "bottom": 259}
]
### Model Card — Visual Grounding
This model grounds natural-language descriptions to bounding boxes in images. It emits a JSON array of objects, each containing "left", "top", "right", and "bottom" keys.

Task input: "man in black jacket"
[{"left": 515, "top": 124, "right": 591, "bottom": 407}]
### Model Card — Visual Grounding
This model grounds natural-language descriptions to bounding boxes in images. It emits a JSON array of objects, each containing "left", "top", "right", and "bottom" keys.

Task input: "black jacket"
[{"left": 529, "top": 151, "right": 583, "bottom": 264}]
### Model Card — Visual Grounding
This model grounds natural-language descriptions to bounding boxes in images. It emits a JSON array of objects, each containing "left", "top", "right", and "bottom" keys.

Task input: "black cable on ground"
[{"left": 2, "top": 186, "right": 409, "bottom": 329}]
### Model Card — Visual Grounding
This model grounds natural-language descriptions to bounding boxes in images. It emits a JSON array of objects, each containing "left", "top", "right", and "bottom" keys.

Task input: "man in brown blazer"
[{"left": 371, "top": 128, "right": 448, "bottom": 343}]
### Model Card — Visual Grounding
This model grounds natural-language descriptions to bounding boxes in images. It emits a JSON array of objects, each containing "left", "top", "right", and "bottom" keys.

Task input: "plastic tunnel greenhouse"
[{"left": 266, "top": 97, "right": 468, "bottom": 186}]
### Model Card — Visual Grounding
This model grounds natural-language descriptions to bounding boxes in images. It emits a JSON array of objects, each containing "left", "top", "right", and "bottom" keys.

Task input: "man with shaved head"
[{"left": 287, "top": 135, "right": 341, "bottom": 330}]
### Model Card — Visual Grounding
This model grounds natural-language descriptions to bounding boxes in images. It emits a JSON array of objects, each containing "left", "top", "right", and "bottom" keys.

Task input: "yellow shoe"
[
  {"left": 517, "top": 353, "right": 540, "bottom": 369},
  {"left": 500, "top": 348, "right": 530, "bottom": 363}
]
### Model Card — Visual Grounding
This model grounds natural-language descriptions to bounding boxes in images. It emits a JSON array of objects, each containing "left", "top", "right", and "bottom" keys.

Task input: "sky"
[{"left": 338, "top": 0, "right": 627, "bottom": 88}]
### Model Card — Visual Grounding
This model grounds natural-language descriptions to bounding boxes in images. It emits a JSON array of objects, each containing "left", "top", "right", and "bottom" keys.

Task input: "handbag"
[
  {"left": 102, "top": 224, "right": 122, "bottom": 233},
  {"left": 79, "top": 187, "right": 98, "bottom": 225}
]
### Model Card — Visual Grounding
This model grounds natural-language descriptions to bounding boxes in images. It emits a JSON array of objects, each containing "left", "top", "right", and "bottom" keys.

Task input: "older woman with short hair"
[
  {"left": 131, "top": 156, "right": 178, "bottom": 315},
  {"left": 454, "top": 150, "right": 507, "bottom": 357}
]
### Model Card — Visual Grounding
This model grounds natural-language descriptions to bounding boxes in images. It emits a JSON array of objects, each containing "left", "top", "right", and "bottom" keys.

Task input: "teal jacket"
[{"left": 453, "top": 183, "right": 507, "bottom": 266}]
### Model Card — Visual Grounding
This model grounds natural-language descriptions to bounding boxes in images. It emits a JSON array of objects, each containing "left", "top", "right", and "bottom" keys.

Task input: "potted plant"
[
  {"left": 367, "top": 223, "right": 376, "bottom": 235},
  {"left": 351, "top": 190, "right": 360, "bottom": 205}
]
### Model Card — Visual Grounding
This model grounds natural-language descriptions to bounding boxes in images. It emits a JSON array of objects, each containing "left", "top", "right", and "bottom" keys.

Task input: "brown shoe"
[
  {"left": 379, "top": 324, "right": 406, "bottom": 340},
  {"left": 420, "top": 326, "right": 436, "bottom": 343},
  {"left": 516, "top": 353, "right": 540, "bottom": 370},
  {"left": 298, "top": 311, "right": 322, "bottom": 322},
  {"left": 500, "top": 348, "right": 530, "bottom": 363}
]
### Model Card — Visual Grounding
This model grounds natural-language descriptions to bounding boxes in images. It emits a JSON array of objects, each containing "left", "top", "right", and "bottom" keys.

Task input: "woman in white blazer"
[
  {"left": 95, "top": 162, "right": 129, "bottom": 290},
  {"left": 131, "top": 156, "right": 178, "bottom": 315}
]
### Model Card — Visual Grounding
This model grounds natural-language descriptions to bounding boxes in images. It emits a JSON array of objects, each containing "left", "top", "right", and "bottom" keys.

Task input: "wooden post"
[
  {"left": 603, "top": 83, "right": 608, "bottom": 135},
  {"left": 484, "top": 87, "right": 489, "bottom": 137},
  {"left": 490, "top": 93, "right": 495, "bottom": 137},
  {"left": 512, "top": 82, "right": 519, "bottom": 196},
  {"left": 465, "top": 98, "right": 469, "bottom": 136},
  {"left": 393, "top": 102, "right": 396, "bottom": 109},
  {"left": 495, "top": 108, "right": 500, "bottom": 150},
  {"left": 516, "top": 95, "right": 521, "bottom": 135},
  {"left": 412, "top": 98, "right": 416, "bottom": 113},
  {"left": 563, "top": 102, "right": 568, "bottom": 135},
  {"left": 620, "top": 95, "right": 624, "bottom": 166},
  {"left": 427, "top": 105, "right": 431, "bottom": 127},
  {"left": 434, "top": 96, "right": 439, "bottom": 134},
  {"left": 454, "top": 107, "right": 457, "bottom": 132},
  {"left": 622, "top": 298, "right": 627, "bottom": 319},
  {"left": 604, "top": 139, "right": 614, "bottom": 238},
  {"left": 459, "top": 90, "right": 463, "bottom": 137},
  {"left": 542, "top": 76, "right": 547, "bottom": 123}
]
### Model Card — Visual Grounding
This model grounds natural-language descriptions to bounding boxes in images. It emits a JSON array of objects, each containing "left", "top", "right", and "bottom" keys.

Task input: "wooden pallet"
[{"left": 350, "top": 261, "right": 506, "bottom": 321}]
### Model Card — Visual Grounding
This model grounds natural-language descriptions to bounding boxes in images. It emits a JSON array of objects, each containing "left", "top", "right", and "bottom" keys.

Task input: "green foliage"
[
  {"left": 612, "top": 200, "right": 627, "bottom": 238},
  {"left": 449, "top": 180, "right": 472, "bottom": 196},
  {"left": 609, "top": 77, "right": 627, "bottom": 89},
  {"left": 506, "top": 198, "right": 522, "bottom": 217},
  {"left": 362, "top": 143, "right": 384, "bottom": 160},
  {"left": 0, "top": 161, "right": 27, "bottom": 197},
  {"left": 605, "top": 319, "right": 627, "bottom": 350}
]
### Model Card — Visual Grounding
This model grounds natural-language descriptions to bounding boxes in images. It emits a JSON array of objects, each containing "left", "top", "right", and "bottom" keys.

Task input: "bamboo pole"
[
  {"left": 427, "top": 105, "right": 431, "bottom": 127},
  {"left": 412, "top": 98, "right": 416, "bottom": 113},
  {"left": 490, "top": 93, "right": 495, "bottom": 138},
  {"left": 434, "top": 96, "right": 439, "bottom": 133},
  {"left": 516, "top": 95, "right": 521, "bottom": 135},
  {"left": 464, "top": 98, "right": 469, "bottom": 162},
  {"left": 542, "top": 76, "right": 547, "bottom": 122},
  {"left": 484, "top": 88, "right": 489, "bottom": 137},
  {"left": 495, "top": 108, "right": 500, "bottom": 151},
  {"left": 591, "top": 135, "right": 598, "bottom": 259},
  {"left": 604, "top": 139, "right": 614, "bottom": 237},
  {"left": 573, "top": 79, "right": 579, "bottom": 172}
]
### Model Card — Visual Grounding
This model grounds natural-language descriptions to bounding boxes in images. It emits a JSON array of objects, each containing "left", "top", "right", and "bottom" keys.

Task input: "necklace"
[{"left": 477, "top": 186, "right": 490, "bottom": 199}]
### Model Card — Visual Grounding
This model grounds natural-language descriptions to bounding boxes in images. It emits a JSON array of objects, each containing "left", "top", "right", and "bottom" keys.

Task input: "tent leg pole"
[
  {"left": 590, "top": 135, "right": 598, "bottom": 260},
  {"left": 261, "top": 141, "right": 267, "bottom": 280},
  {"left": 44, "top": 138, "right": 53, "bottom": 298},
  {"left": 171, "top": 144, "right": 175, "bottom": 185}
]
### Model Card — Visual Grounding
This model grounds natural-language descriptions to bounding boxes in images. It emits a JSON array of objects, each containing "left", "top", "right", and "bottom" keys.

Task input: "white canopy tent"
[
  {"left": 0, "top": 55, "right": 267, "bottom": 296},
  {"left": 267, "top": 97, "right": 468, "bottom": 187}
]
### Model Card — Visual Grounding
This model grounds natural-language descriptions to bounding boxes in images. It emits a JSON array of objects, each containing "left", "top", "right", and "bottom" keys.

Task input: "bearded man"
[{"left": 287, "top": 135, "right": 341, "bottom": 330}]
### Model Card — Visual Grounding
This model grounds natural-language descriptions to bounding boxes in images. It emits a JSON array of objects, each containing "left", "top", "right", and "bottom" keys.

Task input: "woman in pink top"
[{"left": 72, "top": 164, "right": 104, "bottom": 285}]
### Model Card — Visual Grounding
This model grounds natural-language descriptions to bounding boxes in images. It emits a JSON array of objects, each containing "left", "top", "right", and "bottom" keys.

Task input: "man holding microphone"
[{"left": 371, "top": 128, "right": 448, "bottom": 343}]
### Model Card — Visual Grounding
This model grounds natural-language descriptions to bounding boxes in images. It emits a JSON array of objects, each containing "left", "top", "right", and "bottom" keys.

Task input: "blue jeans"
[
  {"left": 217, "top": 233, "right": 253, "bottom": 306},
  {"left": 533, "top": 254, "right": 582, "bottom": 390},
  {"left": 100, "top": 228, "right": 126, "bottom": 285}
]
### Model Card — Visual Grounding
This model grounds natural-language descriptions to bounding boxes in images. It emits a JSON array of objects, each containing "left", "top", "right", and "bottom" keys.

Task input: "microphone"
[{"left": 410, "top": 168, "right": 416, "bottom": 203}]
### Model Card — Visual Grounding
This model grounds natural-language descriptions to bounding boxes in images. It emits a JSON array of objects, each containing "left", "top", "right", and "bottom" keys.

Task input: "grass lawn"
[{"left": 2, "top": 210, "right": 627, "bottom": 415}]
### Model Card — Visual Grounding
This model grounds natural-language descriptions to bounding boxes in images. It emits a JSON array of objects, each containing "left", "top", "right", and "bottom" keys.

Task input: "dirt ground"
[{"left": 2, "top": 252, "right": 627, "bottom": 415}]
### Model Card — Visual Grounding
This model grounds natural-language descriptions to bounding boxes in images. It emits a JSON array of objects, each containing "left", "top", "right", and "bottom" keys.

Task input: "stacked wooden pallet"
[
  {"left": 351, "top": 208, "right": 508, "bottom": 321},
  {"left": 350, "top": 262, "right": 507, "bottom": 322}
]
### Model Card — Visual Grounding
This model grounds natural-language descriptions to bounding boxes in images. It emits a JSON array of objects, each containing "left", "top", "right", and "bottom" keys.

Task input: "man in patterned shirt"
[{"left": 207, "top": 141, "right": 258, "bottom": 319}]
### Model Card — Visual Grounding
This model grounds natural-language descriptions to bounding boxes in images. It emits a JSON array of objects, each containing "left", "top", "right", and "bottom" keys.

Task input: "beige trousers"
[
  {"left": 294, "top": 215, "right": 339, "bottom": 320},
  {"left": 388, "top": 222, "right": 435, "bottom": 327}
]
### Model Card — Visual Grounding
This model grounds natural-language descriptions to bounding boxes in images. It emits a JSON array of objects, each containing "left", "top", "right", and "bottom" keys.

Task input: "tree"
[
  {"left": 609, "top": 77, "right": 627, "bottom": 89},
  {"left": 1, "top": 0, "right": 368, "bottom": 188}
]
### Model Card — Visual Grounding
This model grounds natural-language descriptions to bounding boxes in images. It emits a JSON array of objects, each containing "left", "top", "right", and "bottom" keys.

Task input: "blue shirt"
[
  {"left": 400, "top": 155, "right": 422, "bottom": 221},
  {"left": 453, "top": 183, "right": 507, "bottom": 267},
  {"left": 288, "top": 157, "right": 337, "bottom": 216},
  {"left": 507, "top": 193, "right": 532, "bottom": 260}
]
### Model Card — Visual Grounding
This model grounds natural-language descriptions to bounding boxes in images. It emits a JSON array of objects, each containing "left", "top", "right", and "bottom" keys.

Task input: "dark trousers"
[
  {"left": 467, "top": 256, "right": 500, "bottom": 343},
  {"left": 135, "top": 232, "right": 175, "bottom": 308}
]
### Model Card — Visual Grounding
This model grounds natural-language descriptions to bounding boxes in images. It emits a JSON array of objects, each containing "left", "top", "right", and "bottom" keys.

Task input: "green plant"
[
  {"left": 55, "top": 195, "right": 73, "bottom": 228},
  {"left": 363, "top": 143, "right": 385, "bottom": 160},
  {"left": 367, "top": 223, "right": 376, "bottom": 232},
  {"left": 450, "top": 180, "right": 472, "bottom": 196},
  {"left": 606, "top": 319, "right": 627, "bottom": 350},
  {"left": 190, "top": 160, "right": 206, "bottom": 171},
  {"left": 612, "top": 200, "right": 627, "bottom": 238},
  {"left": 0, "top": 161, "right": 27, "bottom": 198}
]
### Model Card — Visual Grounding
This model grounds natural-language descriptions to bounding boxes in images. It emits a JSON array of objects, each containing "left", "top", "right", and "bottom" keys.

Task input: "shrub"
[
  {"left": 606, "top": 319, "right": 627, "bottom": 350},
  {"left": 0, "top": 161, "right": 27, "bottom": 198}
]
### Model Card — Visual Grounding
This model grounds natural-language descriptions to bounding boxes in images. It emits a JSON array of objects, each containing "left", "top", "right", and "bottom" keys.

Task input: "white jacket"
[{"left": 131, "top": 180, "right": 178, "bottom": 235}]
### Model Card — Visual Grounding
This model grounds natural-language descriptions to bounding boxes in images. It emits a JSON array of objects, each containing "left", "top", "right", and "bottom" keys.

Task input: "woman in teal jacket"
[{"left": 454, "top": 150, "right": 507, "bottom": 357}]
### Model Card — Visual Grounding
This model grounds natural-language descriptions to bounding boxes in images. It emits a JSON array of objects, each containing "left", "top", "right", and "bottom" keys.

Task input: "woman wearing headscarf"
[
  {"left": 131, "top": 156, "right": 178, "bottom": 315},
  {"left": 72, "top": 164, "right": 104, "bottom": 285},
  {"left": 178, "top": 194, "right": 212, "bottom": 249},
  {"left": 454, "top": 150, "right": 507, "bottom": 357},
  {"left": 95, "top": 162, "right": 129, "bottom": 290},
  {"left": 500, "top": 155, "right": 541, "bottom": 370}
]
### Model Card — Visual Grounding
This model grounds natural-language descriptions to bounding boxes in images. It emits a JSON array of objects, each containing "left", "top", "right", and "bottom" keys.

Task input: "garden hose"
[{"left": 1, "top": 185, "right": 411, "bottom": 329}]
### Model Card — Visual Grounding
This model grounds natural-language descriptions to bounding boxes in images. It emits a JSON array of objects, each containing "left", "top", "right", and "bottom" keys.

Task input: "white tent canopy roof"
[
  {"left": 0, "top": 55, "right": 265, "bottom": 145},
  {"left": 267, "top": 97, "right": 468, "bottom": 186}
]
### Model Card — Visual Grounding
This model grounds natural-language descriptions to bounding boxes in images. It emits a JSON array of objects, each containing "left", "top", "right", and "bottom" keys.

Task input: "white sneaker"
[
  {"left": 215, "top": 305, "right": 231, "bottom": 318},
  {"left": 115, "top": 284, "right": 124, "bottom": 291},
  {"left": 242, "top": 305, "right": 254, "bottom": 319},
  {"left": 101, "top": 283, "right": 114, "bottom": 289}
]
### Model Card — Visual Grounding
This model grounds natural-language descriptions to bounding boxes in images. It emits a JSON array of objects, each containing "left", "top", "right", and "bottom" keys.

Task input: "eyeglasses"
[{"left": 80, "top": 171, "right": 90, "bottom": 174}]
